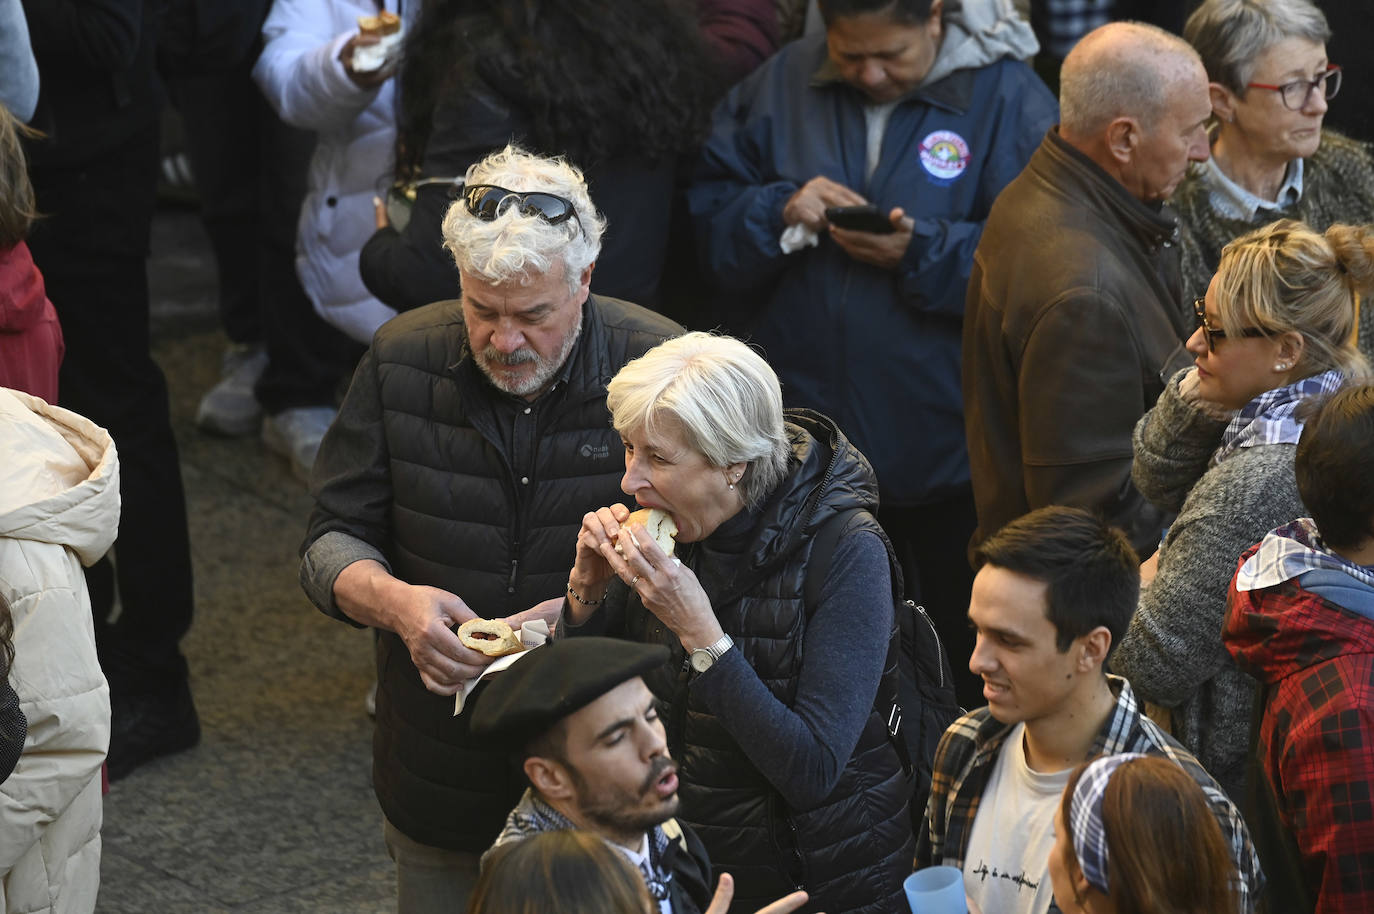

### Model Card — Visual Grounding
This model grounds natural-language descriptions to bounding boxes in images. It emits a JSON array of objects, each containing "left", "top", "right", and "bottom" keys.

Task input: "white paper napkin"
[
  {"left": 780, "top": 223, "right": 819, "bottom": 254},
  {"left": 452, "top": 619, "right": 551, "bottom": 716},
  {"left": 352, "top": 32, "right": 403, "bottom": 72}
]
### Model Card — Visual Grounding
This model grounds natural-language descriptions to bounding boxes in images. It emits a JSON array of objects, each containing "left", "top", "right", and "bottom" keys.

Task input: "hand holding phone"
[{"left": 824, "top": 204, "right": 896, "bottom": 234}]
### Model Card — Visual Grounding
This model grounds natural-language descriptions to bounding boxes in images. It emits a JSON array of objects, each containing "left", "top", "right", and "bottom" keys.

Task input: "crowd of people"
[{"left": 2, "top": 0, "right": 1374, "bottom": 912}]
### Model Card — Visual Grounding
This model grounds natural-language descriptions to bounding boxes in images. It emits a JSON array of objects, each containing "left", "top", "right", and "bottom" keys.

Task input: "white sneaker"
[
  {"left": 262, "top": 405, "right": 337, "bottom": 482},
  {"left": 196, "top": 343, "right": 268, "bottom": 437}
]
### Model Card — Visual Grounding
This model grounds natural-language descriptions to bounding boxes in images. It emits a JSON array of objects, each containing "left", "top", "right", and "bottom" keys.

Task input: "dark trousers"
[
  {"left": 170, "top": 67, "right": 362, "bottom": 413},
  {"left": 28, "top": 119, "right": 193, "bottom": 696},
  {"left": 878, "top": 486, "right": 983, "bottom": 710}
]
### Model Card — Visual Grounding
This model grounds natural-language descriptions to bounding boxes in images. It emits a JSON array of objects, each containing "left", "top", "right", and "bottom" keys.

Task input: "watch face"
[{"left": 691, "top": 650, "right": 712, "bottom": 673}]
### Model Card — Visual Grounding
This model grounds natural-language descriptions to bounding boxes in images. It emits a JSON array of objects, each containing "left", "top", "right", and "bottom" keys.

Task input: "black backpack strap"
[{"left": 803, "top": 507, "right": 913, "bottom": 772}]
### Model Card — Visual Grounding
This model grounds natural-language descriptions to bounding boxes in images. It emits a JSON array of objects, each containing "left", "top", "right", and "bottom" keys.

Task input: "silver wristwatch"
[{"left": 690, "top": 633, "right": 734, "bottom": 673}]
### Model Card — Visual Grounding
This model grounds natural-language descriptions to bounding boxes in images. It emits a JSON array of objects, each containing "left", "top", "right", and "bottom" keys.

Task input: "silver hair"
[
  {"left": 1060, "top": 22, "right": 1203, "bottom": 137},
  {"left": 1184, "top": 0, "right": 1330, "bottom": 95},
  {"left": 606, "top": 332, "right": 791, "bottom": 510},
  {"left": 441, "top": 144, "right": 607, "bottom": 296}
]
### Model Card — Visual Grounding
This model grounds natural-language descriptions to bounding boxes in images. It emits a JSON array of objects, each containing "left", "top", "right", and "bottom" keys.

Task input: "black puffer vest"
[
  {"left": 366, "top": 295, "right": 679, "bottom": 851},
  {"left": 606, "top": 411, "right": 913, "bottom": 914}
]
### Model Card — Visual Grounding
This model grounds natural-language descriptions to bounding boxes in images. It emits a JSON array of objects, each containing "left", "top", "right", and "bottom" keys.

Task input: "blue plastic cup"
[{"left": 904, "top": 866, "right": 968, "bottom": 914}]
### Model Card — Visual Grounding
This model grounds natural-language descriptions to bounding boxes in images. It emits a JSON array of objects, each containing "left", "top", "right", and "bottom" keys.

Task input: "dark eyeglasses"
[
  {"left": 1193, "top": 298, "right": 1268, "bottom": 352},
  {"left": 1246, "top": 64, "right": 1342, "bottom": 111},
  {"left": 461, "top": 184, "right": 584, "bottom": 235}
]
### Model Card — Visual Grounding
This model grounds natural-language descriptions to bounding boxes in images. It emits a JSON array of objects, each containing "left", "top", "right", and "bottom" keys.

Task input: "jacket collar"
[
  {"left": 965, "top": 675, "right": 1140, "bottom": 771},
  {"left": 706, "top": 409, "right": 879, "bottom": 604},
  {"left": 1038, "top": 128, "right": 1181, "bottom": 251},
  {"left": 811, "top": 54, "right": 978, "bottom": 115}
]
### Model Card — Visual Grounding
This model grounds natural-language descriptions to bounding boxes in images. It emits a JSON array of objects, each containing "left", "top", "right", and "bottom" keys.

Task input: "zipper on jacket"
[
  {"left": 787, "top": 817, "right": 805, "bottom": 891},
  {"left": 670, "top": 656, "right": 691, "bottom": 761},
  {"left": 916, "top": 602, "right": 948, "bottom": 688}
]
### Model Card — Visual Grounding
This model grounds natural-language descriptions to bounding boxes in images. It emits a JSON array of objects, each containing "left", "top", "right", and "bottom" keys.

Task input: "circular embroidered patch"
[{"left": 919, "top": 130, "right": 970, "bottom": 185}]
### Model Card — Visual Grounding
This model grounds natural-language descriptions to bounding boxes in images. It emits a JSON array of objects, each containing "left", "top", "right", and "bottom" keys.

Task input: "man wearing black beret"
[{"left": 471, "top": 638, "right": 713, "bottom": 914}]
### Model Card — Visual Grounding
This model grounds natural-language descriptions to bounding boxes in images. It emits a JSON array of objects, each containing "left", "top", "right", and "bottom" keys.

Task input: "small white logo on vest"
[
  {"left": 919, "top": 130, "right": 970, "bottom": 185},
  {"left": 580, "top": 443, "right": 610, "bottom": 459}
]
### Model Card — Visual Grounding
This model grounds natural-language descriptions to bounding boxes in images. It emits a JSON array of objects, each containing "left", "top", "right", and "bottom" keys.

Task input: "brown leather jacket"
[{"left": 962, "top": 128, "right": 1191, "bottom": 556}]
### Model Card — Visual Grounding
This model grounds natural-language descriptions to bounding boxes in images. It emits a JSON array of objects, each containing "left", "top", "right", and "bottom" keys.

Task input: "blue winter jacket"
[{"left": 689, "top": 31, "right": 1056, "bottom": 505}]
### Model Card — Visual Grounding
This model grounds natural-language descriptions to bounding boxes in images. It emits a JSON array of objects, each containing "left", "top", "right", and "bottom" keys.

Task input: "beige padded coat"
[{"left": 0, "top": 388, "right": 118, "bottom": 914}]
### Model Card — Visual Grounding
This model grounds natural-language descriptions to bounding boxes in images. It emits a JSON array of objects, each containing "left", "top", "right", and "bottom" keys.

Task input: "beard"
[
  {"left": 474, "top": 310, "right": 583, "bottom": 397},
  {"left": 571, "top": 755, "right": 680, "bottom": 843}
]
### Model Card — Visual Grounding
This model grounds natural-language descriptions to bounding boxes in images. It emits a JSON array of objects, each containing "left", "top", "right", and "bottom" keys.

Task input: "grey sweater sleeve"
[
  {"left": 1131, "top": 370, "right": 1232, "bottom": 515},
  {"left": 688, "top": 529, "right": 893, "bottom": 810},
  {"left": 0, "top": 0, "right": 38, "bottom": 122},
  {"left": 299, "top": 531, "right": 392, "bottom": 627},
  {"left": 1113, "top": 445, "right": 1303, "bottom": 707}
]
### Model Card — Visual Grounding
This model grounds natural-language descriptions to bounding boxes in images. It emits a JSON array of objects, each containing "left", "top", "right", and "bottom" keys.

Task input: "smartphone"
[{"left": 824, "top": 204, "right": 895, "bottom": 234}]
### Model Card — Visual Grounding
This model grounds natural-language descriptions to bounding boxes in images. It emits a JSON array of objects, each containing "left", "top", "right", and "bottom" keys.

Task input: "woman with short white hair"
[
  {"left": 561, "top": 331, "right": 914, "bottom": 914},
  {"left": 1173, "top": 0, "right": 1374, "bottom": 360}
]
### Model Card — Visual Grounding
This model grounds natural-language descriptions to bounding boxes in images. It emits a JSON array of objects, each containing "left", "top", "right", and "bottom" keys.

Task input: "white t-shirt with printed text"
[{"left": 962, "top": 723, "right": 1072, "bottom": 914}]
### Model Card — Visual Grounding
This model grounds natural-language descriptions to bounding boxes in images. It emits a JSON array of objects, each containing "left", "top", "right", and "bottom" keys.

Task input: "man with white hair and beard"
[{"left": 299, "top": 144, "right": 682, "bottom": 913}]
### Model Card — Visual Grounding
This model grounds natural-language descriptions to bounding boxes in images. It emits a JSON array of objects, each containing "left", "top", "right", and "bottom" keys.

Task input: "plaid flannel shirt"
[
  {"left": 916, "top": 676, "right": 1262, "bottom": 912},
  {"left": 1038, "top": 0, "right": 1112, "bottom": 58}
]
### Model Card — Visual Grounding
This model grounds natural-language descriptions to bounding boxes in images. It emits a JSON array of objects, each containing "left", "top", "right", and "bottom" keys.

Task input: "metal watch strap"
[{"left": 691, "top": 633, "right": 734, "bottom": 672}]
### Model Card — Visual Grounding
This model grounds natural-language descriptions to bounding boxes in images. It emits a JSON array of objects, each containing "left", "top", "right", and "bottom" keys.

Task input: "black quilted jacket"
[{"left": 303, "top": 293, "right": 680, "bottom": 851}]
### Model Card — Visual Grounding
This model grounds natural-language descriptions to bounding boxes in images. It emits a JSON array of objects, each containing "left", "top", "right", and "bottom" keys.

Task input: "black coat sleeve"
[{"left": 22, "top": 0, "right": 139, "bottom": 69}]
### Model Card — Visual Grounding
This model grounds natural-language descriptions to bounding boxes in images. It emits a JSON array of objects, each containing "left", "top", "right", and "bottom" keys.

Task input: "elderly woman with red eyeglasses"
[
  {"left": 1171, "top": 0, "right": 1374, "bottom": 362},
  {"left": 1110, "top": 219, "right": 1372, "bottom": 800}
]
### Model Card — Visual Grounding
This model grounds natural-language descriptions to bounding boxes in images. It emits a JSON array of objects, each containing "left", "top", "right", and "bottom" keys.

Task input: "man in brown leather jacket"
[{"left": 961, "top": 21, "right": 1211, "bottom": 558}]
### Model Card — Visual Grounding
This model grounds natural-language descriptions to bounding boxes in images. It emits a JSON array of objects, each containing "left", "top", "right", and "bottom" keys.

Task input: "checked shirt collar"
[
  {"left": 1212, "top": 369, "right": 1344, "bottom": 466},
  {"left": 1238, "top": 517, "right": 1374, "bottom": 593}
]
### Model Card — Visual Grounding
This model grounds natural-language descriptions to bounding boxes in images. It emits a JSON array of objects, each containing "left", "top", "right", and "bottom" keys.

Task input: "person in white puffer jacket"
[
  {"left": 0, "top": 388, "right": 118, "bottom": 914},
  {"left": 253, "top": 0, "right": 410, "bottom": 344}
]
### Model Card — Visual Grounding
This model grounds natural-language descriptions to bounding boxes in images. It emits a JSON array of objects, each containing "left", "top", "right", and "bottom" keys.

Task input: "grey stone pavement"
[{"left": 96, "top": 204, "right": 395, "bottom": 912}]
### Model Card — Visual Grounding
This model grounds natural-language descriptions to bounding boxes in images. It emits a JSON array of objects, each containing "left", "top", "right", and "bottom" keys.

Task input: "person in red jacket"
[
  {"left": 1224, "top": 383, "right": 1374, "bottom": 914},
  {"left": 0, "top": 101, "right": 60, "bottom": 401}
]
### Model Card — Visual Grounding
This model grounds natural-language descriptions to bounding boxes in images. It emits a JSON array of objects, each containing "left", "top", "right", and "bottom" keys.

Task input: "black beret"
[{"left": 469, "top": 637, "right": 670, "bottom": 747}]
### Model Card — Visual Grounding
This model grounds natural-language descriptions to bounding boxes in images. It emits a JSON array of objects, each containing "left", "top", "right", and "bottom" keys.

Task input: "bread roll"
[
  {"left": 458, "top": 618, "right": 525, "bottom": 657},
  {"left": 624, "top": 508, "right": 677, "bottom": 556},
  {"left": 357, "top": 10, "right": 401, "bottom": 36}
]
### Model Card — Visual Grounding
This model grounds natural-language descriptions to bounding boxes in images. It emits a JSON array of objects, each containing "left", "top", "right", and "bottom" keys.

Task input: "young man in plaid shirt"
[{"left": 916, "top": 506, "right": 1262, "bottom": 913}]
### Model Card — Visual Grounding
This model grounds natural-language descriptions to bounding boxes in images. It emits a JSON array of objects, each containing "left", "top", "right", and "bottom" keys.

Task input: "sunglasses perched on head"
[
  {"left": 1193, "top": 298, "right": 1267, "bottom": 352},
  {"left": 461, "top": 184, "right": 584, "bottom": 235}
]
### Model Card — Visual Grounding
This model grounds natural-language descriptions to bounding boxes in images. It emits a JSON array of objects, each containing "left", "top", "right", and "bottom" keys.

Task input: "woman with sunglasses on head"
[
  {"left": 358, "top": 0, "right": 716, "bottom": 315},
  {"left": 1172, "top": 0, "right": 1374, "bottom": 360},
  {"left": 1111, "top": 219, "right": 1372, "bottom": 800}
]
